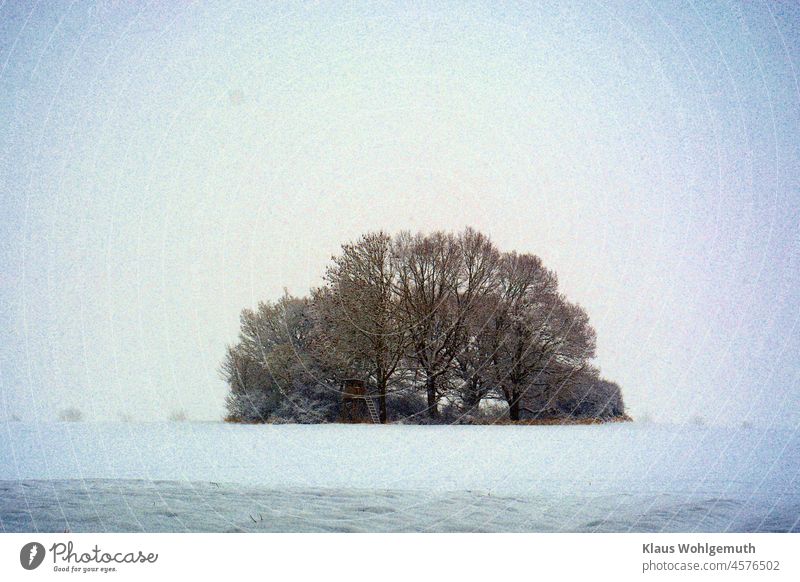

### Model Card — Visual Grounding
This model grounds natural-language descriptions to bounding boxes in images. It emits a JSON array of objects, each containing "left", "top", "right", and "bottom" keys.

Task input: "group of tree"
[{"left": 221, "top": 228, "right": 625, "bottom": 424}]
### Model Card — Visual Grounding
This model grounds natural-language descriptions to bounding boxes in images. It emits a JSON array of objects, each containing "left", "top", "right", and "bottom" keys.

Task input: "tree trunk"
[
  {"left": 379, "top": 388, "right": 387, "bottom": 424},
  {"left": 426, "top": 374, "right": 439, "bottom": 418},
  {"left": 509, "top": 389, "right": 521, "bottom": 421},
  {"left": 376, "top": 371, "right": 387, "bottom": 423}
]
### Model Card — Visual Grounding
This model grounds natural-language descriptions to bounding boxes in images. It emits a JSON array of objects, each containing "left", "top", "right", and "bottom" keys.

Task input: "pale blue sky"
[{"left": 1, "top": 1, "right": 799, "bottom": 426}]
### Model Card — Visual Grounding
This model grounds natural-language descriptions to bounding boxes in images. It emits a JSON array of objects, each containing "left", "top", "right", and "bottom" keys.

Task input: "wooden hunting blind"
[{"left": 339, "top": 378, "right": 381, "bottom": 423}]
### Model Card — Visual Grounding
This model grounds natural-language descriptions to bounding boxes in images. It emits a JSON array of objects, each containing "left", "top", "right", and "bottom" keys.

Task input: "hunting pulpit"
[{"left": 339, "top": 379, "right": 380, "bottom": 423}]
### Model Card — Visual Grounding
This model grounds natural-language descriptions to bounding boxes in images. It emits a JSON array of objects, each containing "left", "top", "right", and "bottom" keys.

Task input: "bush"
[
  {"left": 169, "top": 410, "right": 188, "bottom": 422},
  {"left": 57, "top": 408, "right": 83, "bottom": 422},
  {"left": 689, "top": 415, "right": 707, "bottom": 428},
  {"left": 386, "top": 390, "right": 429, "bottom": 423},
  {"left": 225, "top": 389, "right": 281, "bottom": 423}
]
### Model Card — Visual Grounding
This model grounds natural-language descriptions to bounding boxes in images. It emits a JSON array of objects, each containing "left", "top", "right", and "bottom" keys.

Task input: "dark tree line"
[{"left": 221, "top": 228, "right": 625, "bottom": 424}]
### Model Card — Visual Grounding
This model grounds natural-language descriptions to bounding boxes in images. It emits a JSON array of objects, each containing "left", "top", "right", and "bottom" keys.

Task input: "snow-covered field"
[{"left": 1, "top": 422, "right": 798, "bottom": 532}]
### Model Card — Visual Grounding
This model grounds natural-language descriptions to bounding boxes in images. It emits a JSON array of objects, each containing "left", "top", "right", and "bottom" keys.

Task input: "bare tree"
[
  {"left": 312, "top": 232, "right": 408, "bottom": 422},
  {"left": 393, "top": 230, "right": 460, "bottom": 418},
  {"left": 450, "top": 229, "right": 502, "bottom": 412},
  {"left": 395, "top": 228, "right": 500, "bottom": 418},
  {"left": 481, "top": 252, "right": 597, "bottom": 420}
]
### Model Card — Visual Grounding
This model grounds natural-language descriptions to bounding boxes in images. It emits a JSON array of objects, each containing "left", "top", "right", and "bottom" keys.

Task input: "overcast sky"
[{"left": 1, "top": 1, "right": 799, "bottom": 426}]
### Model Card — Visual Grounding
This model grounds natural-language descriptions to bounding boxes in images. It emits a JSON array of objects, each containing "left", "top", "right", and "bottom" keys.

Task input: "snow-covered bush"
[
  {"left": 169, "top": 410, "right": 189, "bottom": 422},
  {"left": 57, "top": 407, "right": 83, "bottom": 422},
  {"left": 222, "top": 294, "right": 343, "bottom": 423},
  {"left": 550, "top": 373, "right": 625, "bottom": 420},
  {"left": 385, "top": 390, "right": 428, "bottom": 422}
]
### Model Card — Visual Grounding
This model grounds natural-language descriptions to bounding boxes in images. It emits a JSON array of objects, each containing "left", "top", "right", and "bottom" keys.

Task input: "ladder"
[{"left": 364, "top": 397, "right": 381, "bottom": 424}]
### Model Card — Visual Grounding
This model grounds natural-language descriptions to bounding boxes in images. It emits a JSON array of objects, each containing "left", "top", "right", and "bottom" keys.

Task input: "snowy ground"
[{"left": 1, "top": 422, "right": 798, "bottom": 532}]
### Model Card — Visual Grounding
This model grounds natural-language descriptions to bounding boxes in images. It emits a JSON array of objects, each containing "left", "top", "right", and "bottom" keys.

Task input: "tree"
[
  {"left": 221, "top": 344, "right": 281, "bottom": 422},
  {"left": 394, "top": 228, "right": 499, "bottom": 418},
  {"left": 481, "top": 252, "right": 597, "bottom": 420},
  {"left": 312, "top": 232, "right": 408, "bottom": 422},
  {"left": 223, "top": 294, "right": 343, "bottom": 423},
  {"left": 393, "top": 230, "right": 460, "bottom": 418}
]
